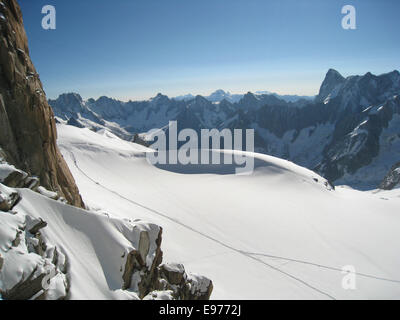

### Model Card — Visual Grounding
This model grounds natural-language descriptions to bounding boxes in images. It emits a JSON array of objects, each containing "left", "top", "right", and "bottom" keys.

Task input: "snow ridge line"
[{"left": 65, "top": 148, "right": 338, "bottom": 299}]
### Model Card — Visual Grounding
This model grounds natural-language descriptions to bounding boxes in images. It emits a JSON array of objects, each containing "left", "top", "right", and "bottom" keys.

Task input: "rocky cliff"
[{"left": 0, "top": 0, "right": 83, "bottom": 207}]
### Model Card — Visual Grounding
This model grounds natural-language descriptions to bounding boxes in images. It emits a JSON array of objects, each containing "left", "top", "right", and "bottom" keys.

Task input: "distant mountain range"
[
  {"left": 49, "top": 69, "right": 400, "bottom": 190},
  {"left": 174, "top": 89, "right": 314, "bottom": 103}
]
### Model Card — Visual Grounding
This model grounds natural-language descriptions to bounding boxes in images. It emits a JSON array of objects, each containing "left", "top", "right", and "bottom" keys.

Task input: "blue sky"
[{"left": 20, "top": 0, "right": 400, "bottom": 101}]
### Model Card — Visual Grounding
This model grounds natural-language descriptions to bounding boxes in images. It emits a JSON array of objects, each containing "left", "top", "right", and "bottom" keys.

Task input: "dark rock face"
[
  {"left": 317, "top": 95, "right": 400, "bottom": 186},
  {"left": 158, "top": 263, "right": 213, "bottom": 300},
  {"left": 316, "top": 68, "right": 346, "bottom": 103},
  {"left": 379, "top": 161, "right": 400, "bottom": 190},
  {"left": 121, "top": 227, "right": 213, "bottom": 300},
  {"left": 0, "top": 0, "right": 83, "bottom": 207}
]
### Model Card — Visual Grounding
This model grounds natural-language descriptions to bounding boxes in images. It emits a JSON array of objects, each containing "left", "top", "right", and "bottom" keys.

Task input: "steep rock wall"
[{"left": 0, "top": 0, "right": 83, "bottom": 207}]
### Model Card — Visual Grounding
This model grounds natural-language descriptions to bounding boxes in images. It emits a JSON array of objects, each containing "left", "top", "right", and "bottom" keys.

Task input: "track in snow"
[{"left": 64, "top": 148, "right": 400, "bottom": 299}]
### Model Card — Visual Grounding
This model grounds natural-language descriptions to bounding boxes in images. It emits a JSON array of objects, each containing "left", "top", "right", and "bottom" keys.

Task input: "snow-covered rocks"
[
  {"left": 0, "top": 163, "right": 214, "bottom": 300},
  {"left": 185, "top": 273, "right": 213, "bottom": 300},
  {"left": 26, "top": 216, "right": 48, "bottom": 235},
  {"left": 0, "top": 191, "right": 68, "bottom": 300},
  {"left": 0, "top": 158, "right": 67, "bottom": 204},
  {"left": 0, "top": 162, "right": 28, "bottom": 188},
  {"left": 120, "top": 226, "right": 213, "bottom": 300},
  {"left": 37, "top": 186, "right": 59, "bottom": 201},
  {"left": 121, "top": 224, "right": 163, "bottom": 297},
  {"left": 143, "top": 290, "right": 174, "bottom": 300},
  {"left": 159, "top": 263, "right": 186, "bottom": 285},
  {"left": 379, "top": 162, "right": 400, "bottom": 190},
  {"left": 158, "top": 263, "right": 213, "bottom": 300},
  {"left": 0, "top": 184, "right": 20, "bottom": 212},
  {"left": 0, "top": 161, "right": 42, "bottom": 192}
]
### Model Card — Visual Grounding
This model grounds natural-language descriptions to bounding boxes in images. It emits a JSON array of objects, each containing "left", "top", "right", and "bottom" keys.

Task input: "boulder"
[
  {"left": 159, "top": 263, "right": 185, "bottom": 286},
  {"left": 1, "top": 266, "right": 48, "bottom": 300},
  {"left": 24, "top": 176, "right": 40, "bottom": 190},
  {"left": 184, "top": 273, "right": 213, "bottom": 300},
  {"left": 26, "top": 216, "right": 48, "bottom": 234},
  {"left": 37, "top": 186, "right": 59, "bottom": 200},
  {"left": 0, "top": 188, "right": 20, "bottom": 211},
  {"left": 1, "top": 167, "right": 27, "bottom": 188},
  {"left": 158, "top": 265, "right": 213, "bottom": 300}
]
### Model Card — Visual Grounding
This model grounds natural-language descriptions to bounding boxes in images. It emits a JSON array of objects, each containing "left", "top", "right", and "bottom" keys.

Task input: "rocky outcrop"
[
  {"left": 0, "top": 0, "right": 83, "bottom": 207},
  {"left": 0, "top": 191, "right": 69, "bottom": 300},
  {"left": 379, "top": 161, "right": 400, "bottom": 190},
  {"left": 0, "top": 161, "right": 66, "bottom": 203},
  {"left": 121, "top": 227, "right": 213, "bottom": 300},
  {"left": 158, "top": 263, "right": 213, "bottom": 300},
  {"left": 0, "top": 188, "right": 19, "bottom": 211},
  {"left": 122, "top": 227, "right": 163, "bottom": 297},
  {"left": 1, "top": 155, "right": 213, "bottom": 300}
]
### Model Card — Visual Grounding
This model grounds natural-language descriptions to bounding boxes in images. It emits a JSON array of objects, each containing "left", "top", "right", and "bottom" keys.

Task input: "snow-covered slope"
[
  {"left": 57, "top": 124, "right": 400, "bottom": 299},
  {"left": 0, "top": 142, "right": 213, "bottom": 300}
]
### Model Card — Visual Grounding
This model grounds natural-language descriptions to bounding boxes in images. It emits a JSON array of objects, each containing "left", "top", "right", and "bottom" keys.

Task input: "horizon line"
[{"left": 46, "top": 68, "right": 399, "bottom": 103}]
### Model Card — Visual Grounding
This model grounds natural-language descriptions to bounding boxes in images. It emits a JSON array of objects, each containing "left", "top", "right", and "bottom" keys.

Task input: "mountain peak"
[
  {"left": 324, "top": 69, "right": 345, "bottom": 85},
  {"left": 207, "top": 89, "right": 231, "bottom": 103},
  {"left": 237, "top": 91, "right": 261, "bottom": 109},
  {"left": 97, "top": 95, "right": 113, "bottom": 102},
  {"left": 150, "top": 93, "right": 170, "bottom": 105},
  {"left": 211, "top": 89, "right": 226, "bottom": 95},
  {"left": 152, "top": 92, "right": 168, "bottom": 100},
  {"left": 243, "top": 91, "right": 257, "bottom": 99},
  {"left": 194, "top": 95, "right": 209, "bottom": 103},
  {"left": 317, "top": 69, "right": 346, "bottom": 102},
  {"left": 326, "top": 68, "right": 343, "bottom": 78},
  {"left": 57, "top": 92, "right": 83, "bottom": 103}
]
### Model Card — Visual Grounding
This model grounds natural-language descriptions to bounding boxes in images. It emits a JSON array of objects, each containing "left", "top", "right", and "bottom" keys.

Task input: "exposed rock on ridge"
[{"left": 379, "top": 161, "right": 400, "bottom": 190}]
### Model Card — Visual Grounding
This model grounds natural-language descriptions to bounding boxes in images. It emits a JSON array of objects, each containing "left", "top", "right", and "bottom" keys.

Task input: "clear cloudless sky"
[{"left": 19, "top": 0, "right": 400, "bottom": 101}]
